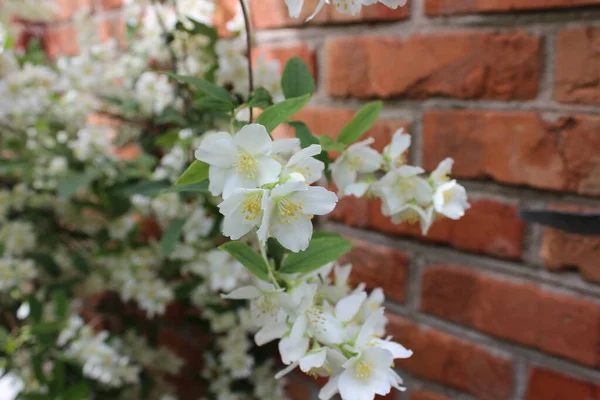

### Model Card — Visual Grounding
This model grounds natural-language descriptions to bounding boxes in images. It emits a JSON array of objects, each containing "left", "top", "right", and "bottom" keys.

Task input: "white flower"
[
  {"left": 332, "top": 0, "right": 363, "bottom": 15},
  {"left": 258, "top": 181, "right": 338, "bottom": 252},
  {"left": 378, "top": 0, "right": 407, "bottom": 9},
  {"left": 332, "top": 138, "right": 383, "bottom": 195},
  {"left": 430, "top": 157, "right": 453, "bottom": 186},
  {"left": 280, "top": 144, "right": 324, "bottom": 184},
  {"left": 218, "top": 188, "right": 267, "bottom": 240},
  {"left": 108, "top": 215, "right": 136, "bottom": 240},
  {"left": 0, "top": 221, "right": 36, "bottom": 256},
  {"left": 389, "top": 204, "right": 434, "bottom": 234},
  {"left": 195, "top": 124, "right": 282, "bottom": 198},
  {"left": 373, "top": 166, "right": 432, "bottom": 216},
  {"left": 433, "top": 180, "right": 470, "bottom": 220},
  {"left": 383, "top": 129, "right": 410, "bottom": 170},
  {"left": 183, "top": 208, "right": 214, "bottom": 242}
]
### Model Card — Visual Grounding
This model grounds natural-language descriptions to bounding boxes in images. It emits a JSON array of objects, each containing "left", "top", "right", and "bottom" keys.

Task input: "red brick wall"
[{"left": 22, "top": 0, "right": 600, "bottom": 399}]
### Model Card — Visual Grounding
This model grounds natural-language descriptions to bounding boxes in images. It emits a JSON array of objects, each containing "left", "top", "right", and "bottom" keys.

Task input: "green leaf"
[
  {"left": 337, "top": 101, "right": 383, "bottom": 145},
  {"left": 176, "top": 160, "right": 209, "bottom": 185},
  {"left": 161, "top": 218, "right": 186, "bottom": 257},
  {"left": 27, "top": 253, "right": 60, "bottom": 276},
  {"left": 121, "top": 180, "right": 170, "bottom": 196},
  {"left": 57, "top": 171, "right": 98, "bottom": 199},
  {"left": 0, "top": 160, "right": 27, "bottom": 175},
  {"left": 176, "top": 19, "right": 218, "bottom": 44},
  {"left": 162, "top": 181, "right": 209, "bottom": 194},
  {"left": 248, "top": 87, "right": 273, "bottom": 109},
  {"left": 267, "top": 238, "right": 286, "bottom": 270},
  {"left": 255, "top": 93, "right": 311, "bottom": 133},
  {"left": 196, "top": 97, "right": 235, "bottom": 113},
  {"left": 29, "top": 296, "right": 43, "bottom": 322},
  {"left": 31, "top": 354, "right": 46, "bottom": 384},
  {"left": 63, "top": 382, "right": 90, "bottom": 400},
  {"left": 279, "top": 237, "right": 353, "bottom": 274},
  {"left": 53, "top": 290, "right": 69, "bottom": 320},
  {"left": 289, "top": 121, "right": 332, "bottom": 181},
  {"left": 161, "top": 72, "right": 236, "bottom": 107},
  {"left": 219, "top": 241, "right": 270, "bottom": 282},
  {"left": 320, "top": 135, "right": 346, "bottom": 152},
  {"left": 281, "top": 57, "right": 316, "bottom": 99}
]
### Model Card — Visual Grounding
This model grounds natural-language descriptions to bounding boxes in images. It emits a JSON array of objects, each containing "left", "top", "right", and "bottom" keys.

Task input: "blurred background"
[{"left": 5, "top": 0, "right": 600, "bottom": 399}]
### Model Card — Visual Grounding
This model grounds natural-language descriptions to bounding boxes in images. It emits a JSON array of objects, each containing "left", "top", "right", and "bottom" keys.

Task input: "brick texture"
[
  {"left": 542, "top": 227, "right": 600, "bottom": 284},
  {"left": 410, "top": 392, "right": 450, "bottom": 400},
  {"left": 339, "top": 238, "right": 409, "bottom": 303},
  {"left": 388, "top": 315, "right": 513, "bottom": 400},
  {"left": 526, "top": 367, "right": 600, "bottom": 400},
  {"left": 254, "top": 45, "right": 317, "bottom": 77},
  {"left": 426, "top": 0, "right": 600, "bottom": 15},
  {"left": 420, "top": 265, "right": 600, "bottom": 367},
  {"left": 556, "top": 27, "right": 600, "bottom": 104},
  {"left": 423, "top": 110, "right": 600, "bottom": 196},
  {"left": 250, "top": 0, "right": 409, "bottom": 29},
  {"left": 326, "top": 32, "right": 542, "bottom": 100}
]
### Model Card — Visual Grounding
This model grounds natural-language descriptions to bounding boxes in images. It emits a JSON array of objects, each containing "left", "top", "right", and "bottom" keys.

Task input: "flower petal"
[
  {"left": 254, "top": 321, "right": 288, "bottom": 346},
  {"left": 256, "top": 156, "right": 282, "bottom": 186},
  {"left": 233, "top": 123, "right": 273, "bottom": 155},
  {"left": 335, "top": 292, "right": 367, "bottom": 323},
  {"left": 272, "top": 214, "right": 312, "bottom": 252},
  {"left": 221, "top": 285, "right": 262, "bottom": 299},
  {"left": 294, "top": 186, "right": 338, "bottom": 215}
]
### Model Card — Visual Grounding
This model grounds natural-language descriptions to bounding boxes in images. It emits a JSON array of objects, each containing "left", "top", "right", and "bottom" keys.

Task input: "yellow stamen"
[
  {"left": 278, "top": 198, "right": 303, "bottom": 224},
  {"left": 354, "top": 360, "right": 374, "bottom": 381},
  {"left": 234, "top": 153, "right": 257, "bottom": 178},
  {"left": 241, "top": 194, "right": 262, "bottom": 221}
]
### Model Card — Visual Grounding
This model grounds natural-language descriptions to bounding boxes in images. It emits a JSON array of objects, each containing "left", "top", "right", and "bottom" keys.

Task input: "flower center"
[
  {"left": 354, "top": 359, "right": 374, "bottom": 381},
  {"left": 348, "top": 156, "right": 362, "bottom": 169},
  {"left": 394, "top": 152, "right": 408, "bottom": 168},
  {"left": 443, "top": 189, "right": 454, "bottom": 203},
  {"left": 402, "top": 209, "right": 420, "bottom": 225},
  {"left": 253, "top": 296, "right": 278, "bottom": 316},
  {"left": 234, "top": 153, "right": 257, "bottom": 178},
  {"left": 277, "top": 197, "right": 303, "bottom": 224},
  {"left": 241, "top": 194, "right": 262, "bottom": 221},
  {"left": 398, "top": 178, "right": 415, "bottom": 194}
]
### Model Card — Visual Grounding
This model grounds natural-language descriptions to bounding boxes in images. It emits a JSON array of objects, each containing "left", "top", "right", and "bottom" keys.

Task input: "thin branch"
[{"left": 239, "top": 0, "right": 254, "bottom": 123}]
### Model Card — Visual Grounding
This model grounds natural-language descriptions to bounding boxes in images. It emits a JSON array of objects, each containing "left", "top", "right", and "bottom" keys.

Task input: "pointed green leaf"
[
  {"left": 57, "top": 171, "right": 98, "bottom": 199},
  {"left": 279, "top": 237, "right": 353, "bottom": 274},
  {"left": 319, "top": 135, "right": 346, "bottom": 152},
  {"left": 248, "top": 87, "right": 273, "bottom": 109},
  {"left": 255, "top": 93, "right": 311, "bottom": 133},
  {"left": 176, "top": 160, "right": 209, "bottom": 185},
  {"left": 161, "top": 218, "right": 186, "bottom": 257},
  {"left": 162, "top": 181, "right": 209, "bottom": 194},
  {"left": 64, "top": 382, "right": 90, "bottom": 400},
  {"left": 161, "top": 72, "right": 236, "bottom": 106},
  {"left": 219, "top": 241, "right": 270, "bottom": 282},
  {"left": 281, "top": 56, "right": 316, "bottom": 99},
  {"left": 337, "top": 101, "right": 383, "bottom": 145}
]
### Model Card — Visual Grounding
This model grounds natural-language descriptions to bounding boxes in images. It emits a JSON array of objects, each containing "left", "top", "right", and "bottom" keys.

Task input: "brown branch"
[{"left": 239, "top": 0, "right": 254, "bottom": 123}]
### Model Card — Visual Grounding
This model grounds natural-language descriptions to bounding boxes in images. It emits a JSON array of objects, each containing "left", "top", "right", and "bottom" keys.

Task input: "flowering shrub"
[{"left": 0, "top": 1, "right": 468, "bottom": 400}]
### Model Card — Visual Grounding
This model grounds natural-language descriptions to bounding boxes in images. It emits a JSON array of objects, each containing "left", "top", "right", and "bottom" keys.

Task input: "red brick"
[
  {"left": 420, "top": 264, "right": 600, "bottom": 367},
  {"left": 98, "top": 13, "right": 126, "bottom": 47},
  {"left": 388, "top": 315, "right": 513, "bottom": 400},
  {"left": 426, "top": 0, "right": 600, "bottom": 15},
  {"left": 254, "top": 45, "right": 317, "bottom": 78},
  {"left": 54, "top": 0, "right": 95, "bottom": 22},
  {"left": 339, "top": 239, "right": 409, "bottom": 304},
  {"left": 423, "top": 110, "right": 600, "bottom": 196},
  {"left": 42, "top": 23, "right": 79, "bottom": 58},
  {"left": 331, "top": 197, "right": 525, "bottom": 260},
  {"left": 159, "top": 327, "right": 204, "bottom": 371},
  {"left": 100, "top": 0, "right": 123, "bottom": 10},
  {"left": 326, "top": 32, "right": 542, "bottom": 100},
  {"left": 556, "top": 27, "right": 600, "bottom": 104},
  {"left": 526, "top": 367, "right": 600, "bottom": 400},
  {"left": 542, "top": 228, "right": 600, "bottom": 284},
  {"left": 250, "top": 0, "right": 409, "bottom": 30},
  {"left": 410, "top": 392, "right": 450, "bottom": 400}
]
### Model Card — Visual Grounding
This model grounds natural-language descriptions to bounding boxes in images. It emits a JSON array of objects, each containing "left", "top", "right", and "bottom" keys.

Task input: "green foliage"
[
  {"left": 279, "top": 236, "right": 353, "bottom": 274},
  {"left": 248, "top": 87, "right": 274, "bottom": 109},
  {"left": 255, "top": 94, "right": 311, "bottom": 133},
  {"left": 288, "top": 121, "right": 332, "bottom": 180},
  {"left": 219, "top": 241, "right": 270, "bottom": 282},
  {"left": 57, "top": 171, "right": 99, "bottom": 199},
  {"left": 161, "top": 72, "right": 237, "bottom": 109},
  {"left": 319, "top": 135, "right": 346, "bottom": 152},
  {"left": 161, "top": 218, "right": 187, "bottom": 257},
  {"left": 281, "top": 57, "right": 316, "bottom": 99},
  {"left": 176, "top": 160, "right": 210, "bottom": 185},
  {"left": 337, "top": 101, "right": 383, "bottom": 145}
]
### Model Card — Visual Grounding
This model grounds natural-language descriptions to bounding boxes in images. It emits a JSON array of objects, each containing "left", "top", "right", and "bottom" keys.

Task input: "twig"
[
  {"left": 239, "top": 0, "right": 254, "bottom": 123},
  {"left": 3, "top": 311, "right": 18, "bottom": 334}
]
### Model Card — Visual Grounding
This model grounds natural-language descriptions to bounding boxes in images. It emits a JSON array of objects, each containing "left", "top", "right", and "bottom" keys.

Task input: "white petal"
[
  {"left": 335, "top": 292, "right": 367, "bottom": 323},
  {"left": 299, "top": 348, "right": 327, "bottom": 372},
  {"left": 222, "top": 172, "right": 258, "bottom": 199},
  {"left": 356, "top": 308, "right": 385, "bottom": 349},
  {"left": 318, "top": 375, "right": 341, "bottom": 400},
  {"left": 271, "top": 180, "right": 307, "bottom": 198},
  {"left": 256, "top": 156, "right": 282, "bottom": 186},
  {"left": 294, "top": 186, "right": 338, "bottom": 215},
  {"left": 257, "top": 193, "right": 274, "bottom": 243},
  {"left": 355, "top": 146, "right": 383, "bottom": 173},
  {"left": 279, "top": 315, "right": 309, "bottom": 364},
  {"left": 233, "top": 123, "right": 273, "bottom": 155},
  {"left": 221, "top": 286, "right": 262, "bottom": 299},
  {"left": 272, "top": 214, "right": 313, "bottom": 252},
  {"left": 396, "top": 165, "right": 425, "bottom": 178},
  {"left": 374, "top": 339, "right": 413, "bottom": 359},
  {"left": 343, "top": 182, "right": 370, "bottom": 198},
  {"left": 285, "top": 0, "right": 304, "bottom": 18},
  {"left": 331, "top": 159, "right": 357, "bottom": 193},
  {"left": 379, "top": 0, "right": 407, "bottom": 9},
  {"left": 194, "top": 134, "right": 237, "bottom": 168},
  {"left": 208, "top": 166, "right": 228, "bottom": 196},
  {"left": 272, "top": 138, "right": 300, "bottom": 154},
  {"left": 307, "top": 0, "right": 327, "bottom": 21},
  {"left": 254, "top": 321, "right": 289, "bottom": 346},
  {"left": 275, "top": 361, "right": 299, "bottom": 379},
  {"left": 339, "top": 367, "right": 372, "bottom": 400}
]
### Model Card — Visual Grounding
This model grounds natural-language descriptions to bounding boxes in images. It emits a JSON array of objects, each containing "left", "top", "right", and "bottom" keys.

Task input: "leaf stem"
[
  {"left": 257, "top": 234, "right": 280, "bottom": 289},
  {"left": 239, "top": 0, "right": 254, "bottom": 123}
]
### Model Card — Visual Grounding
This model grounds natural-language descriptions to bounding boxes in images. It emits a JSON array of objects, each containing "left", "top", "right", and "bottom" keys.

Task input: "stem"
[
  {"left": 257, "top": 234, "right": 280, "bottom": 289},
  {"left": 239, "top": 0, "right": 254, "bottom": 123}
]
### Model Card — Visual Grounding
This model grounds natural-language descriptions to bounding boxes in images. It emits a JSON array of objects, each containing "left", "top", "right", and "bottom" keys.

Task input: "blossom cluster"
[{"left": 285, "top": 0, "right": 408, "bottom": 20}]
